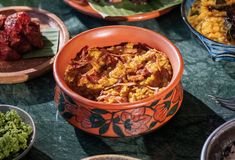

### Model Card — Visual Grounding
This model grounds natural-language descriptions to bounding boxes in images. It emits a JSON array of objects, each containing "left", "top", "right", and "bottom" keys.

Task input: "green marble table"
[{"left": 0, "top": 1, "right": 235, "bottom": 160}]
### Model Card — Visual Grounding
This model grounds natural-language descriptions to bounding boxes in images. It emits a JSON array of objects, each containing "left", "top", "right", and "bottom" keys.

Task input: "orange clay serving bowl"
[{"left": 53, "top": 25, "right": 184, "bottom": 137}]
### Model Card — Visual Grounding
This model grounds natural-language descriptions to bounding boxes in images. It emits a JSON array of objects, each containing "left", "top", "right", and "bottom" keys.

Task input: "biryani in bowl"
[
  {"left": 64, "top": 42, "right": 173, "bottom": 104},
  {"left": 53, "top": 26, "right": 184, "bottom": 137},
  {"left": 188, "top": 0, "right": 235, "bottom": 44}
]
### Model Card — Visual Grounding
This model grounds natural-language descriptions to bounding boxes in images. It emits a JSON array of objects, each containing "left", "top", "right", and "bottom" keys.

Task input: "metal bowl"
[
  {"left": 0, "top": 104, "right": 36, "bottom": 160},
  {"left": 201, "top": 119, "right": 235, "bottom": 160},
  {"left": 181, "top": 0, "right": 235, "bottom": 62}
]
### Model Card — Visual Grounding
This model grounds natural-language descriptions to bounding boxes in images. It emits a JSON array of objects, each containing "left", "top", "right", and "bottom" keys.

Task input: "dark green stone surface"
[{"left": 0, "top": 1, "right": 235, "bottom": 159}]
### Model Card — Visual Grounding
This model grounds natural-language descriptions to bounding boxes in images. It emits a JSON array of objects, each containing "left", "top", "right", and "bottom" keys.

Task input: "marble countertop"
[{"left": 0, "top": 0, "right": 235, "bottom": 159}]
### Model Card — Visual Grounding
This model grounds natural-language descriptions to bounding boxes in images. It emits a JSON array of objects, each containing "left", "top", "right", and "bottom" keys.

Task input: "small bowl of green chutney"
[{"left": 0, "top": 104, "right": 36, "bottom": 160}]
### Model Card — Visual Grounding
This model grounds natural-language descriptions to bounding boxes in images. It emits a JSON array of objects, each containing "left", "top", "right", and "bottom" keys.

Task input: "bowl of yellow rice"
[
  {"left": 182, "top": 0, "right": 235, "bottom": 61},
  {"left": 53, "top": 25, "right": 184, "bottom": 137}
]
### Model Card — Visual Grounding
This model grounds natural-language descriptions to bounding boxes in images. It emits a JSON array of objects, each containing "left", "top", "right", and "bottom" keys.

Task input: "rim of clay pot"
[
  {"left": 53, "top": 25, "right": 184, "bottom": 110},
  {"left": 81, "top": 154, "right": 140, "bottom": 160}
]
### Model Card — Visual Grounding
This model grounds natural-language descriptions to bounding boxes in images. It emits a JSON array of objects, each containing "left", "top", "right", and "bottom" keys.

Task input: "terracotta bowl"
[
  {"left": 53, "top": 25, "right": 184, "bottom": 137},
  {"left": 81, "top": 154, "right": 140, "bottom": 160}
]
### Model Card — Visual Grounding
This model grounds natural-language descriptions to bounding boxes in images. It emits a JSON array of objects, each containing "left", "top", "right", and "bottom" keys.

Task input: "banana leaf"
[{"left": 88, "top": 0, "right": 182, "bottom": 17}]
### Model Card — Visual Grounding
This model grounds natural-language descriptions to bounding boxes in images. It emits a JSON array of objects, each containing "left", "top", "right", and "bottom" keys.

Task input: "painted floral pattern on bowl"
[{"left": 54, "top": 83, "right": 183, "bottom": 137}]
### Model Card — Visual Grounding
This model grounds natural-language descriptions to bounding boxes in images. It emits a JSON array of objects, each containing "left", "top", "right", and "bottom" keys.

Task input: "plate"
[
  {"left": 0, "top": 6, "right": 69, "bottom": 84},
  {"left": 64, "top": 0, "right": 175, "bottom": 22}
]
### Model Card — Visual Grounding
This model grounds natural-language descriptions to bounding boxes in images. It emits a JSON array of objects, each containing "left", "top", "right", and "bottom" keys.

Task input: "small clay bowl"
[
  {"left": 201, "top": 119, "right": 235, "bottom": 160},
  {"left": 81, "top": 154, "right": 140, "bottom": 160},
  {"left": 53, "top": 25, "right": 184, "bottom": 137},
  {"left": 0, "top": 104, "right": 36, "bottom": 160}
]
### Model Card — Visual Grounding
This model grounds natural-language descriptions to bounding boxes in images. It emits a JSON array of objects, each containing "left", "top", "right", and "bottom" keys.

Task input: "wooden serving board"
[{"left": 0, "top": 6, "right": 69, "bottom": 84}]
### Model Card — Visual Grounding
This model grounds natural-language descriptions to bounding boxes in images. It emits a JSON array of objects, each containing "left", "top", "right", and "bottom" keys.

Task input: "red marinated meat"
[
  {"left": 0, "top": 14, "right": 6, "bottom": 29},
  {"left": 4, "top": 12, "right": 30, "bottom": 33},
  {"left": 0, "top": 42, "right": 21, "bottom": 61},
  {"left": 0, "top": 31, "right": 8, "bottom": 44},
  {"left": 17, "top": 37, "right": 32, "bottom": 54},
  {"left": 23, "top": 21, "right": 43, "bottom": 48},
  {"left": 0, "top": 11, "right": 44, "bottom": 61},
  {"left": 4, "top": 12, "right": 31, "bottom": 49},
  {"left": 0, "top": 31, "right": 20, "bottom": 60},
  {"left": 11, "top": 36, "right": 32, "bottom": 54},
  {"left": 7, "top": 31, "right": 21, "bottom": 48}
]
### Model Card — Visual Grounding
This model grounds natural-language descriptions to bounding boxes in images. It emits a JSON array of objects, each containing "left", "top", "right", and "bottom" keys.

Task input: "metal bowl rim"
[
  {"left": 0, "top": 104, "right": 36, "bottom": 160},
  {"left": 201, "top": 118, "right": 235, "bottom": 160}
]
